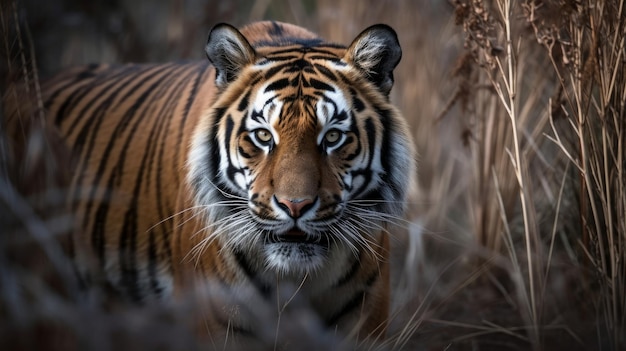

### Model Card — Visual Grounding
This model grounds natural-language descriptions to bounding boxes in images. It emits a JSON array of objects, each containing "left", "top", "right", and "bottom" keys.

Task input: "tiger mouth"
[{"left": 267, "top": 229, "right": 329, "bottom": 246}]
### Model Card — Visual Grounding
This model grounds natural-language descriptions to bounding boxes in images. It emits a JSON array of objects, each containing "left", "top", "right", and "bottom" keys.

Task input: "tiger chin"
[{"left": 37, "top": 21, "right": 415, "bottom": 346}]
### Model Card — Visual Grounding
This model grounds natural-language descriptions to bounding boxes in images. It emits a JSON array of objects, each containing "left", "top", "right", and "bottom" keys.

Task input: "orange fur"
[{"left": 28, "top": 21, "right": 414, "bottom": 346}]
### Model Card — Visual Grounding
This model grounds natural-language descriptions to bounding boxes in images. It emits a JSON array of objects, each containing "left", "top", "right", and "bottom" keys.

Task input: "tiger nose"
[{"left": 275, "top": 196, "right": 315, "bottom": 218}]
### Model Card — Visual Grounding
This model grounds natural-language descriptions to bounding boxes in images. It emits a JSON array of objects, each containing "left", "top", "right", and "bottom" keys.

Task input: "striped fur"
[{"left": 39, "top": 21, "right": 415, "bottom": 343}]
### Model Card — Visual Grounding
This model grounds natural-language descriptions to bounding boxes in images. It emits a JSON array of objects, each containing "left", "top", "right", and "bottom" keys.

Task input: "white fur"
[{"left": 351, "top": 35, "right": 389, "bottom": 74}]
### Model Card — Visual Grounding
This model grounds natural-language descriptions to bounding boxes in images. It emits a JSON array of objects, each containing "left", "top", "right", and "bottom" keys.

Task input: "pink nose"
[{"left": 276, "top": 197, "right": 315, "bottom": 218}]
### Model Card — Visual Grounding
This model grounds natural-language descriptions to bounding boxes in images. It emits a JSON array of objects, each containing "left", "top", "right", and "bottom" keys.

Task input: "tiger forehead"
[
  {"left": 255, "top": 47, "right": 346, "bottom": 86},
  {"left": 255, "top": 44, "right": 346, "bottom": 62},
  {"left": 253, "top": 91, "right": 346, "bottom": 132}
]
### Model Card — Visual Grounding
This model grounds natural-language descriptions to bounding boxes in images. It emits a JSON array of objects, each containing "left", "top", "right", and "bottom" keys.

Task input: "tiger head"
[{"left": 188, "top": 22, "right": 415, "bottom": 278}]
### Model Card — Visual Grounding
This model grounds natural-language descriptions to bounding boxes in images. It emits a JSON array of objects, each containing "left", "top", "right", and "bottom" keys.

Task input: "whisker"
[
  {"left": 202, "top": 175, "right": 247, "bottom": 201},
  {"left": 345, "top": 198, "right": 397, "bottom": 205},
  {"left": 187, "top": 212, "right": 251, "bottom": 265},
  {"left": 344, "top": 205, "right": 413, "bottom": 229},
  {"left": 345, "top": 205, "right": 409, "bottom": 222},
  {"left": 343, "top": 210, "right": 387, "bottom": 233},
  {"left": 220, "top": 218, "right": 260, "bottom": 251},
  {"left": 219, "top": 212, "right": 259, "bottom": 243},
  {"left": 342, "top": 219, "right": 384, "bottom": 261},
  {"left": 150, "top": 197, "right": 248, "bottom": 233},
  {"left": 328, "top": 225, "right": 360, "bottom": 258},
  {"left": 346, "top": 198, "right": 412, "bottom": 206},
  {"left": 146, "top": 205, "right": 206, "bottom": 232},
  {"left": 189, "top": 208, "right": 246, "bottom": 239}
]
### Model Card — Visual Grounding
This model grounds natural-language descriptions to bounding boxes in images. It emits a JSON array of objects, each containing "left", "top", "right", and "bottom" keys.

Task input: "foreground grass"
[{"left": 2, "top": 0, "right": 624, "bottom": 350}]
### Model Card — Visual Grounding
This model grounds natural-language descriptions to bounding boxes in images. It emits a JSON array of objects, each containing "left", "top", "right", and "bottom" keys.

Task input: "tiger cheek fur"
[{"left": 38, "top": 20, "right": 415, "bottom": 346}]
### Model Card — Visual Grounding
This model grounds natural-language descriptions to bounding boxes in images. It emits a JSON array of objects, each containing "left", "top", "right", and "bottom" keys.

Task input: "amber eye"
[
  {"left": 254, "top": 129, "right": 273, "bottom": 145},
  {"left": 324, "top": 129, "right": 342, "bottom": 146}
]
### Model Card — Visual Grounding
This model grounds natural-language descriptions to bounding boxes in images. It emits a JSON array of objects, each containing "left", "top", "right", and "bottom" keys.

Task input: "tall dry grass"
[
  {"left": 443, "top": 0, "right": 625, "bottom": 349},
  {"left": 524, "top": 1, "right": 626, "bottom": 347},
  {"left": 1, "top": 0, "right": 625, "bottom": 350}
]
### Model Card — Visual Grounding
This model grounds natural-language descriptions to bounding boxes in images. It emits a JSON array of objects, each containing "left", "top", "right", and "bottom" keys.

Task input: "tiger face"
[
  {"left": 233, "top": 79, "right": 382, "bottom": 275},
  {"left": 188, "top": 22, "right": 414, "bottom": 280}
]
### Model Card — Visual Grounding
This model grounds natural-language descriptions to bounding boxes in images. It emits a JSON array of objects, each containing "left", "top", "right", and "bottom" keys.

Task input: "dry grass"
[{"left": 2, "top": 0, "right": 625, "bottom": 350}]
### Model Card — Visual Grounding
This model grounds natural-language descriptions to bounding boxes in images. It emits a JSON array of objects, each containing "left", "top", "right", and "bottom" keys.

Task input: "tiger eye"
[
  {"left": 325, "top": 130, "right": 341, "bottom": 144},
  {"left": 255, "top": 129, "right": 273, "bottom": 144}
]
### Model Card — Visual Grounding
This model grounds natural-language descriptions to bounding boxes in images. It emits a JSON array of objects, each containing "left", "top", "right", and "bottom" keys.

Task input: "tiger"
[{"left": 33, "top": 20, "right": 416, "bottom": 345}]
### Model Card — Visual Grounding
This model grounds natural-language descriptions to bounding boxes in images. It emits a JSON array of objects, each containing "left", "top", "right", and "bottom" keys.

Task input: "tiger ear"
[
  {"left": 345, "top": 24, "right": 402, "bottom": 95},
  {"left": 206, "top": 23, "right": 256, "bottom": 88}
]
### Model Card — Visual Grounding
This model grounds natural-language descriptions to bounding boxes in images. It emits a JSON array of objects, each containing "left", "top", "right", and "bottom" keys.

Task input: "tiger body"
[{"left": 39, "top": 21, "right": 415, "bottom": 343}]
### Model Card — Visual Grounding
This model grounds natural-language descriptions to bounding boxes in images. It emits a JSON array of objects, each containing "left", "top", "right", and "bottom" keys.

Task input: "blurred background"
[
  {"left": 15, "top": 0, "right": 468, "bottom": 239},
  {"left": 2, "top": 0, "right": 625, "bottom": 350}
]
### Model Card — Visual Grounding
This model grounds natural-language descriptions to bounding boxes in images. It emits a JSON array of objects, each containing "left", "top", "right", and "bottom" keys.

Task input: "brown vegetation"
[{"left": 1, "top": 0, "right": 624, "bottom": 349}]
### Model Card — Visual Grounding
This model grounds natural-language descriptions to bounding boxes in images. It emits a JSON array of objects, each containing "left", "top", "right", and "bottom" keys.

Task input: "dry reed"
[{"left": 1, "top": 0, "right": 624, "bottom": 350}]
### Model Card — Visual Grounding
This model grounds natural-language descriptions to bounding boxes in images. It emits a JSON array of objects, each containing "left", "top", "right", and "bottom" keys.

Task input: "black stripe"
[
  {"left": 121, "top": 205, "right": 141, "bottom": 302},
  {"left": 351, "top": 117, "right": 376, "bottom": 197},
  {"left": 333, "top": 252, "right": 361, "bottom": 288},
  {"left": 326, "top": 290, "right": 365, "bottom": 327},
  {"left": 232, "top": 249, "right": 271, "bottom": 298},
  {"left": 378, "top": 107, "right": 402, "bottom": 200},
  {"left": 266, "top": 47, "right": 340, "bottom": 57},
  {"left": 326, "top": 269, "right": 380, "bottom": 327},
  {"left": 213, "top": 253, "right": 232, "bottom": 283},
  {"left": 238, "top": 143, "right": 252, "bottom": 158},
  {"left": 142, "top": 64, "right": 198, "bottom": 293},
  {"left": 76, "top": 64, "right": 100, "bottom": 79},
  {"left": 64, "top": 70, "right": 133, "bottom": 157},
  {"left": 343, "top": 122, "right": 361, "bottom": 162},
  {"left": 146, "top": 65, "right": 196, "bottom": 231},
  {"left": 237, "top": 89, "right": 251, "bottom": 112},
  {"left": 87, "top": 65, "right": 174, "bottom": 270},
  {"left": 268, "top": 21, "right": 284, "bottom": 36},
  {"left": 248, "top": 73, "right": 263, "bottom": 87},
  {"left": 147, "top": 230, "right": 163, "bottom": 296},
  {"left": 334, "top": 110, "right": 348, "bottom": 122},
  {"left": 175, "top": 62, "right": 211, "bottom": 187},
  {"left": 313, "top": 63, "right": 337, "bottom": 81},
  {"left": 364, "top": 267, "right": 380, "bottom": 288},
  {"left": 232, "top": 249, "right": 256, "bottom": 279},
  {"left": 359, "top": 189, "right": 385, "bottom": 211},
  {"left": 263, "top": 47, "right": 302, "bottom": 56},
  {"left": 223, "top": 116, "right": 241, "bottom": 184},
  {"left": 255, "top": 37, "right": 326, "bottom": 49},
  {"left": 336, "top": 70, "right": 352, "bottom": 86},
  {"left": 264, "top": 78, "right": 290, "bottom": 92},
  {"left": 65, "top": 66, "right": 141, "bottom": 138},
  {"left": 72, "top": 65, "right": 163, "bottom": 206},
  {"left": 350, "top": 88, "right": 365, "bottom": 112},
  {"left": 250, "top": 109, "right": 266, "bottom": 123},
  {"left": 309, "top": 78, "right": 335, "bottom": 92},
  {"left": 91, "top": 192, "right": 111, "bottom": 269},
  {"left": 263, "top": 64, "right": 285, "bottom": 80},
  {"left": 46, "top": 65, "right": 106, "bottom": 123},
  {"left": 48, "top": 78, "right": 96, "bottom": 125},
  {"left": 118, "top": 65, "right": 185, "bottom": 300},
  {"left": 145, "top": 64, "right": 192, "bottom": 189},
  {"left": 207, "top": 107, "right": 227, "bottom": 191},
  {"left": 308, "top": 54, "right": 342, "bottom": 61}
]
